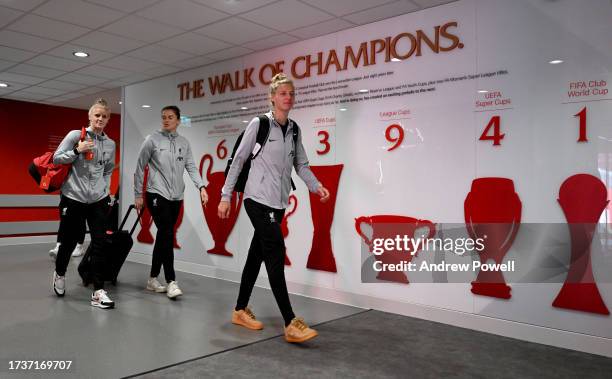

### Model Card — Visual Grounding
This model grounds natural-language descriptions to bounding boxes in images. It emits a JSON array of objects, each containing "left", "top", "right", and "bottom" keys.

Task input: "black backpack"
[{"left": 224, "top": 115, "right": 298, "bottom": 193}]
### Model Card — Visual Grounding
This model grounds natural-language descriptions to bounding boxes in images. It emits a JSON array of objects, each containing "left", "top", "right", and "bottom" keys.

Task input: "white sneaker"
[
  {"left": 91, "top": 289, "right": 114, "bottom": 309},
  {"left": 49, "top": 243, "right": 60, "bottom": 260},
  {"left": 71, "top": 243, "right": 85, "bottom": 257},
  {"left": 146, "top": 277, "right": 167, "bottom": 293},
  {"left": 167, "top": 281, "right": 183, "bottom": 299},
  {"left": 52, "top": 271, "right": 65, "bottom": 297}
]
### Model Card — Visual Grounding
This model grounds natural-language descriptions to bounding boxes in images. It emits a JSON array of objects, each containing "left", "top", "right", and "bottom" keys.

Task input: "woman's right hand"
[
  {"left": 77, "top": 139, "right": 94, "bottom": 153},
  {"left": 135, "top": 197, "right": 144, "bottom": 211},
  {"left": 218, "top": 200, "right": 230, "bottom": 219}
]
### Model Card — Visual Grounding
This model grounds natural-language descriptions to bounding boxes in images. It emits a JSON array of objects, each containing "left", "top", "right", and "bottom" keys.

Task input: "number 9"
[{"left": 385, "top": 124, "right": 404, "bottom": 151}]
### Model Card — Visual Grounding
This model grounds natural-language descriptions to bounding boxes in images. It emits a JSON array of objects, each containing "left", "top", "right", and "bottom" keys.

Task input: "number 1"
[{"left": 574, "top": 106, "right": 588, "bottom": 142}]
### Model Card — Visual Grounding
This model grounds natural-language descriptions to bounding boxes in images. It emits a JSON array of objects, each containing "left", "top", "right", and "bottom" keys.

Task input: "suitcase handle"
[{"left": 118, "top": 204, "right": 142, "bottom": 236}]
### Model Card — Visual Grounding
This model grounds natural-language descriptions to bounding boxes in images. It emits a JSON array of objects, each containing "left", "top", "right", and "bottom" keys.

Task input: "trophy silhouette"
[
  {"left": 200, "top": 154, "right": 242, "bottom": 256},
  {"left": 280, "top": 194, "right": 298, "bottom": 266},
  {"left": 464, "top": 177, "right": 521, "bottom": 299},
  {"left": 355, "top": 215, "right": 436, "bottom": 283},
  {"left": 136, "top": 166, "right": 154, "bottom": 244},
  {"left": 552, "top": 174, "right": 609, "bottom": 315},
  {"left": 306, "top": 164, "right": 343, "bottom": 272},
  {"left": 136, "top": 165, "right": 184, "bottom": 248},
  {"left": 173, "top": 203, "right": 183, "bottom": 249}
]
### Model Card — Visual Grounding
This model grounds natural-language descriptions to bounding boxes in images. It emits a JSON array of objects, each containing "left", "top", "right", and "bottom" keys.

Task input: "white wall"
[{"left": 121, "top": 0, "right": 612, "bottom": 357}]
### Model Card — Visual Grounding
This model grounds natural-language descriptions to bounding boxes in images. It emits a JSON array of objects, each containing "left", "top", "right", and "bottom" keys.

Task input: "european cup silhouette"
[
  {"left": 464, "top": 177, "right": 521, "bottom": 299},
  {"left": 552, "top": 174, "right": 609, "bottom": 315},
  {"left": 200, "top": 154, "right": 243, "bottom": 256},
  {"left": 306, "top": 164, "right": 343, "bottom": 272},
  {"left": 281, "top": 194, "right": 298, "bottom": 265},
  {"left": 136, "top": 166, "right": 154, "bottom": 244},
  {"left": 355, "top": 215, "right": 436, "bottom": 283},
  {"left": 136, "top": 165, "right": 184, "bottom": 248}
]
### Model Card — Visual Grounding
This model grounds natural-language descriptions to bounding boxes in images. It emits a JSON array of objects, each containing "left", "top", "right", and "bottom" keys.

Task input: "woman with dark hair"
[
  {"left": 219, "top": 73, "right": 330, "bottom": 343},
  {"left": 52, "top": 98, "right": 116, "bottom": 309},
  {"left": 134, "top": 105, "right": 208, "bottom": 299}
]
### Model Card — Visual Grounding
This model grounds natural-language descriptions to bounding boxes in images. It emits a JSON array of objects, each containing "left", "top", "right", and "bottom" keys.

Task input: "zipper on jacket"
[
  {"left": 280, "top": 121, "right": 288, "bottom": 206},
  {"left": 170, "top": 135, "right": 176, "bottom": 200}
]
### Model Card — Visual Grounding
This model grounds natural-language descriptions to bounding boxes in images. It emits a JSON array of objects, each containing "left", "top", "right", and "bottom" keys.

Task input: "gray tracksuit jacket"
[
  {"left": 53, "top": 127, "right": 116, "bottom": 204},
  {"left": 222, "top": 112, "right": 320, "bottom": 210},
  {"left": 134, "top": 130, "right": 205, "bottom": 201}
]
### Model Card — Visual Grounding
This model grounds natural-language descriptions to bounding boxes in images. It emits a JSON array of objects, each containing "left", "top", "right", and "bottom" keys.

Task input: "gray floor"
[
  {"left": 2, "top": 244, "right": 612, "bottom": 379},
  {"left": 0, "top": 243, "right": 362, "bottom": 379},
  {"left": 136, "top": 310, "right": 612, "bottom": 379}
]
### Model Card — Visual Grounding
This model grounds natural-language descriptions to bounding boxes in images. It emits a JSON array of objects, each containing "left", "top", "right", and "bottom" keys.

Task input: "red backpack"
[{"left": 28, "top": 127, "right": 86, "bottom": 193}]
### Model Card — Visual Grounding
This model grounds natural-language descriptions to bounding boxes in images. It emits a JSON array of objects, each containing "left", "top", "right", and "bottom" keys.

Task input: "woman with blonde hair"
[
  {"left": 219, "top": 73, "right": 330, "bottom": 343},
  {"left": 52, "top": 99, "right": 116, "bottom": 309}
]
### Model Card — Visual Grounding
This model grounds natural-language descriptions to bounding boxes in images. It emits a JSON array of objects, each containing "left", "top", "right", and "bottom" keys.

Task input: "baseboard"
[
  {"left": 127, "top": 252, "right": 612, "bottom": 358},
  {"left": 0, "top": 235, "right": 56, "bottom": 246},
  {"left": 0, "top": 235, "right": 91, "bottom": 246}
]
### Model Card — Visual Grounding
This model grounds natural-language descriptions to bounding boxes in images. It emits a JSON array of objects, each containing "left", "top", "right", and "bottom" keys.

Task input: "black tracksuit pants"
[
  {"left": 236, "top": 198, "right": 296, "bottom": 326},
  {"left": 55, "top": 195, "right": 110, "bottom": 290},
  {"left": 146, "top": 192, "right": 181, "bottom": 282}
]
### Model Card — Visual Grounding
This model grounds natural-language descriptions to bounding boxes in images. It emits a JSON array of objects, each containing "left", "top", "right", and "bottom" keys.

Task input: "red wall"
[
  {"left": 0, "top": 98, "right": 121, "bottom": 195},
  {"left": 0, "top": 99, "right": 121, "bottom": 225}
]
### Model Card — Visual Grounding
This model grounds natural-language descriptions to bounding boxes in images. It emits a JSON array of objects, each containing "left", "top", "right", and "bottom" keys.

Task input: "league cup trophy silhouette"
[
  {"left": 355, "top": 215, "right": 436, "bottom": 283},
  {"left": 281, "top": 194, "right": 298, "bottom": 266},
  {"left": 306, "top": 164, "right": 343, "bottom": 272},
  {"left": 137, "top": 166, "right": 155, "bottom": 244},
  {"left": 552, "top": 174, "right": 609, "bottom": 315},
  {"left": 199, "top": 154, "right": 243, "bottom": 256},
  {"left": 464, "top": 177, "right": 521, "bottom": 299}
]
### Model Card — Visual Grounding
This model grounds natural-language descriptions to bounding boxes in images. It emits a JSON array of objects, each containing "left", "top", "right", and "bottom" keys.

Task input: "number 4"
[{"left": 479, "top": 115, "right": 504, "bottom": 146}]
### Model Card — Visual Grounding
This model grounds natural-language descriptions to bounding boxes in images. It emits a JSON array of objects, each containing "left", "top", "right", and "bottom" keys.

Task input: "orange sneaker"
[
  {"left": 232, "top": 307, "right": 264, "bottom": 330},
  {"left": 284, "top": 317, "right": 318, "bottom": 343}
]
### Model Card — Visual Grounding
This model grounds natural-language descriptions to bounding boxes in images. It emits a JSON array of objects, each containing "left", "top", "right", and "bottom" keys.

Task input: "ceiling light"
[
  {"left": 549, "top": 59, "right": 563, "bottom": 64},
  {"left": 73, "top": 51, "right": 89, "bottom": 58},
  {"left": 142, "top": 104, "right": 151, "bottom": 108},
  {"left": 339, "top": 108, "right": 347, "bottom": 111},
  {"left": 478, "top": 90, "right": 488, "bottom": 93},
  {"left": 391, "top": 58, "right": 401, "bottom": 62},
  {"left": 358, "top": 89, "right": 369, "bottom": 93},
  {"left": 240, "top": 106, "right": 248, "bottom": 110},
  {"left": 118, "top": 101, "right": 122, "bottom": 104},
  {"left": 0, "top": 82, "right": 9, "bottom": 88},
  {"left": 242, "top": 120, "right": 249, "bottom": 123}
]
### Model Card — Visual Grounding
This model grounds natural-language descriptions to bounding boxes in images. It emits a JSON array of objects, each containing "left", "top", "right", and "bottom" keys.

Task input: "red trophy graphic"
[
  {"left": 173, "top": 203, "right": 184, "bottom": 249},
  {"left": 464, "top": 177, "right": 521, "bottom": 299},
  {"left": 552, "top": 174, "right": 609, "bottom": 315},
  {"left": 200, "top": 154, "right": 243, "bottom": 256},
  {"left": 355, "top": 215, "right": 436, "bottom": 283},
  {"left": 281, "top": 195, "right": 298, "bottom": 265},
  {"left": 306, "top": 164, "right": 343, "bottom": 272},
  {"left": 137, "top": 166, "right": 155, "bottom": 244},
  {"left": 136, "top": 166, "right": 184, "bottom": 248}
]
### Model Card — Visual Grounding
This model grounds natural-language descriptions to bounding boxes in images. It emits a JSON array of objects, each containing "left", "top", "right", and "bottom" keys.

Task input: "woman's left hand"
[
  {"left": 200, "top": 187, "right": 209, "bottom": 207},
  {"left": 317, "top": 185, "right": 330, "bottom": 203}
]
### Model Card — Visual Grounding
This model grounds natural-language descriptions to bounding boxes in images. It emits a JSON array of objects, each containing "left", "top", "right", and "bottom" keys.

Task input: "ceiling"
[{"left": 0, "top": 0, "right": 455, "bottom": 110}]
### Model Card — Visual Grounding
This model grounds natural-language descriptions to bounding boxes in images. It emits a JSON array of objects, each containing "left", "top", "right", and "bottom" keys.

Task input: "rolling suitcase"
[{"left": 78, "top": 204, "right": 141, "bottom": 286}]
